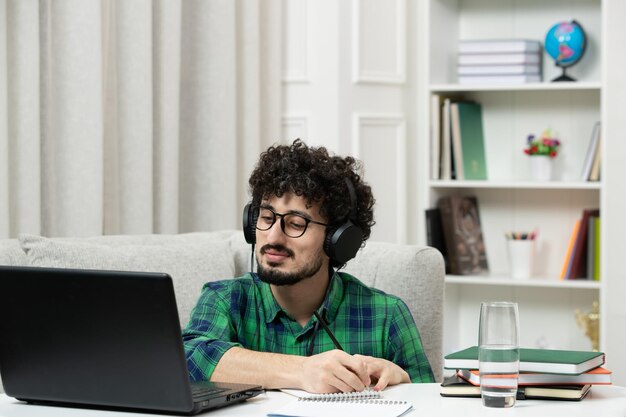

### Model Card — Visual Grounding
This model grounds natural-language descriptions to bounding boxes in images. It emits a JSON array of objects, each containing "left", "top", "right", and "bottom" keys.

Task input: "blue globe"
[{"left": 545, "top": 20, "right": 586, "bottom": 68}]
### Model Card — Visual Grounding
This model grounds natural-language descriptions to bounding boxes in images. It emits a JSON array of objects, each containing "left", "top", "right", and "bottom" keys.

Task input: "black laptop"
[{"left": 0, "top": 266, "right": 263, "bottom": 415}]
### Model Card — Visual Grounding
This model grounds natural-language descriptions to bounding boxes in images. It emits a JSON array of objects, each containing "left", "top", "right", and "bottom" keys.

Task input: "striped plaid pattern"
[{"left": 182, "top": 271, "right": 434, "bottom": 383}]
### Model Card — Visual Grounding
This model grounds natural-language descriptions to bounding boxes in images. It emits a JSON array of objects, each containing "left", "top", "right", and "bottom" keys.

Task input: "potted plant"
[{"left": 524, "top": 129, "right": 561, "bottom": 181}]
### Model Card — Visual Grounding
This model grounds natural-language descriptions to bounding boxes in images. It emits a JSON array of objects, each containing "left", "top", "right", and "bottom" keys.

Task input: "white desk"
[{"left": 1, "top": 384, "right": 626, "bottom": 416}]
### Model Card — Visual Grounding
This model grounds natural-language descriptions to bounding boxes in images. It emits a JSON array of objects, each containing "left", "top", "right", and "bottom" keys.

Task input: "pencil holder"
[{"left": 507, "top": 239, "right": 534, "bottom": 279}]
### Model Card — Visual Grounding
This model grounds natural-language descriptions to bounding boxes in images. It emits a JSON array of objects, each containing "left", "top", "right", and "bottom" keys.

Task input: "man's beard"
[{"left": 256, "top": 244, "right": 325, "bottom": 286}]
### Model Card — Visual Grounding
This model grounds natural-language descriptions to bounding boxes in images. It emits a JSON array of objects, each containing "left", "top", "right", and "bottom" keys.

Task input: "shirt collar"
[
  {"left": 254, "top": 267, "right": 345, "bottom": 325},
  {"left": 255, "top": 274, "right": 283, "bottom": 323}
]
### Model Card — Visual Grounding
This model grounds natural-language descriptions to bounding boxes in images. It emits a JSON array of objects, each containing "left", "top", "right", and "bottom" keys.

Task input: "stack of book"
[
  {"left": 457, "top": 39, "right": 543, "bottom": 85},
  {"left": 440, "top": 346, "right": 611, "bottom": 401}
]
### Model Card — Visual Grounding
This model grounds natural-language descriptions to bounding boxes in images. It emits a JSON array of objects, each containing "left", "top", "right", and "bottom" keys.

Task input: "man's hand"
[
  {"left": 353, "top": 354, "right": 410, "bottom": 391},
  {"left": 300, "top": 350, "right": 371, "bottom": 393},
  {"left": 211, "top": 347, "right": 409, "bottom": 393}
]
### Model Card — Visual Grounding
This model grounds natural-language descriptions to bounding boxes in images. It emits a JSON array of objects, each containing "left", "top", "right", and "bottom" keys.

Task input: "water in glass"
[
  {"left": 479, "top": 345, "right": 520, "bottom": 407},
  {"left": 478, "top": 301, "right": 520, "bottom": 408}
]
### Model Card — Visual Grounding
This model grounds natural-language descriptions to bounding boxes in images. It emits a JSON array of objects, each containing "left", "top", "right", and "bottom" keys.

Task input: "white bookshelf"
[{"left": 417, "top": 0, "right": 611, "bottom": 370}]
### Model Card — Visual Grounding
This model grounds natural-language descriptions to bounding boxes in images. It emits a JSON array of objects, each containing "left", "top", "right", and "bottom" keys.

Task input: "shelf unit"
[{"left": 416, "top": 0, "right": 608, "bottom": 364}]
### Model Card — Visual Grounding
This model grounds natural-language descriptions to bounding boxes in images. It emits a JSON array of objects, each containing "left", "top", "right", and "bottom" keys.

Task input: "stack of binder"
[{"left": 457, "top": 39, "right": 543, "bottom": 85}]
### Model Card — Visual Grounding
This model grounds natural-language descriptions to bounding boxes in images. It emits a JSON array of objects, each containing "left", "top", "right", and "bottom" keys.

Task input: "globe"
[{"left": 544, "top": 20, "right": 586, "bottom": 82}]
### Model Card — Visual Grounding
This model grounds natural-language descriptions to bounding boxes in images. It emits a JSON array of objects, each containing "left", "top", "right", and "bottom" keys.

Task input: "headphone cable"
[{"left": 249, "top": 243, "right": 255, "bottom": 273}]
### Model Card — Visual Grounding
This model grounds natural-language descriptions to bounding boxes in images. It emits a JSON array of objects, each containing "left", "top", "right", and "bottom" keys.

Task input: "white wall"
[{"left": 280, "top": 0, "right": 416, "bottom": 244}]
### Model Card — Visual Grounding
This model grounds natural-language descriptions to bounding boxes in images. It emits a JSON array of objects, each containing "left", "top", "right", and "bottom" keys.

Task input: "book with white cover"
[
  {"left": 589, "top": 133, "right": 602, "bottom": 181},
  {"left": 440, "top": 98, "right": 452, "bottom": 180},
  {"left": 458, "top": 74, "right": 541, "bottom": 85},
  {"left": 457, "top": 367, "right": 612, "bottom": 386},
  {"left": 430, "top": 94, "right": 441, "bottom": 179},
  {"left": 458, "top": 64, "right": 541, "bottom": 76},
  {"left": 459, "top": 39, "right": 541, "bottom": 54},
  {"left": 458, "top": 53, "right": 541, "bottom": 66},
  {"left": 449, "top": 103, "right": 464, "bottom": 180},
  {"left": 580, "top": 122, "right": 601, "bottom": 180}
]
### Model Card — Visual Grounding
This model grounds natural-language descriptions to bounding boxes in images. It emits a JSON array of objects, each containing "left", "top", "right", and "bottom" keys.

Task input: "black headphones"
[{"left": 242, "top": 178, "right": 364, "bottom": 265}]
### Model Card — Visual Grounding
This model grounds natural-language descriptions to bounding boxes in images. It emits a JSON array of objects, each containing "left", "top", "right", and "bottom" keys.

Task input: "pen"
[{"left": 314, "top": 311, "right": 344, "bottom": 351}]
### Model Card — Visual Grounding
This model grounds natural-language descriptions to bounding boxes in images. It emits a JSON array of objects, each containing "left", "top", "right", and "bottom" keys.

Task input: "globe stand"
[{"left": 552, "top": 66, "right": 576, "bottom": 82}]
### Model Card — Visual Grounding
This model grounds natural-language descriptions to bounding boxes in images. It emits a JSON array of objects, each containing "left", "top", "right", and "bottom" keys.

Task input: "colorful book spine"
[
  {"left": 594, "top": 217, "right": 601, "bottom": 280},
  {"left": 587, "top": 216, "right": 596, "bottom": 280},
  {"left": 560, "top": 220, "right": 581, "bottom": 280},
  {"left": 569, "top": 209, "right": 600, "bottom": 279}
]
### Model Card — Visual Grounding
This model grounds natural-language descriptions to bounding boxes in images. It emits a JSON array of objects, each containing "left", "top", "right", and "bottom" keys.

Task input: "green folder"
[{"left": 444, "top": 346, "right": 605, "bottom": 375}]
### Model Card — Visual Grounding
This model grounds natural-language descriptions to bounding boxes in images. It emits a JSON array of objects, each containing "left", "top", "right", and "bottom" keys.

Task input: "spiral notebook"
[{"left": 268, "top": 389, "right": 413, "bottom": 417}]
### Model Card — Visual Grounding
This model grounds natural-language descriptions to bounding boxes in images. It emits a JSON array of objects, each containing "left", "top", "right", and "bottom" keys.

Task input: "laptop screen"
[{"left": 0, "top": 266, "right": 201, "bottom": 413}]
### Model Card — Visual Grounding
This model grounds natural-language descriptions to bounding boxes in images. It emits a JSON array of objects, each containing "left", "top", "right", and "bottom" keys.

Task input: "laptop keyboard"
[{"left": 191, "top": 384, "right": 227, "bottom": 399}]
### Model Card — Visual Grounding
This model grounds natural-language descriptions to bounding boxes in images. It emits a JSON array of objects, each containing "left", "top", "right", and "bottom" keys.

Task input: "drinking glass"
[{"left": 478, "top": 301, "right": 520, "bottom": 408}]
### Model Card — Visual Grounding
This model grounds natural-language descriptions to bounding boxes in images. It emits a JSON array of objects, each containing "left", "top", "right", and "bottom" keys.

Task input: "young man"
[{"left": 182, "top": 140, "right": 434, "bottom": 393}]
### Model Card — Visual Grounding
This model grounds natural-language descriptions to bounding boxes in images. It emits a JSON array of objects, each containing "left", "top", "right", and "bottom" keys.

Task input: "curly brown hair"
[{"left": 248, "top": 139, "right": 375, "bottom": 244}]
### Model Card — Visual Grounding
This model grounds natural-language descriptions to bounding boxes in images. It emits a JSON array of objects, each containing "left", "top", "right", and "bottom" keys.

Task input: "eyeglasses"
[{"left": 254, "top": 205, "right": 328, "bottom": 238}]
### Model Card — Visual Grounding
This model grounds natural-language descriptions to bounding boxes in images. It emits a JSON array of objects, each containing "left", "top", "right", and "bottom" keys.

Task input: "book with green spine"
[
  {"left": 452, "top": 101, "right": 487, "bottom": 180},
  {"left": 444, "top": 346, "right": 605, "bottom": 375}
]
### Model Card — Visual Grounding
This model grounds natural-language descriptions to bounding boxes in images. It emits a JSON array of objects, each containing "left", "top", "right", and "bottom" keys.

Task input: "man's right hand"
[{"left": 299, "top": 349, "right": 372, "bottom": 393}]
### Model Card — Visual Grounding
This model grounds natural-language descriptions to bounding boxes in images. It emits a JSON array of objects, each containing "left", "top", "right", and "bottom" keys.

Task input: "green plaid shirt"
[{"left": 182, "top": 271, "right": 434, "bottom": 383}]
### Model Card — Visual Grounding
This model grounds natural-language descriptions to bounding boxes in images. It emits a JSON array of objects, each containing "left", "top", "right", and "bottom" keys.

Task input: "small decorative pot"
[{"left": 530, "top": 156, "right": 552, "bottom": 181}]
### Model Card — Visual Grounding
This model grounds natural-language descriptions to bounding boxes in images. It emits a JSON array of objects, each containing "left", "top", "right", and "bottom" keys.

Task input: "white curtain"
[{"left": 0, "top": 0, "right": 282, "bottom": 238}]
